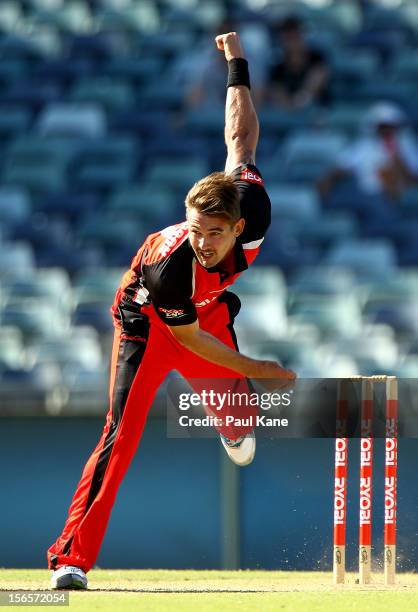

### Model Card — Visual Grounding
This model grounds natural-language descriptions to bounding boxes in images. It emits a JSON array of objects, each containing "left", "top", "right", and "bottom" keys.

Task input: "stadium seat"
[
  {"left": 0, "top": 332, "right": 25, "bottom": 369},
  {"left": 355, "top": 80, "right": 415, "bottom": 107},
  {"left": 233, "top": 265, "right": 286, "bottom": 297},
  {"left": 106, "top": 185, "right": 176, "bottom": 225},
  {"left": 0, "top": 34, "right": 43, "bottom": 61},
  {"left": 102, "top": 56, "right": 164, "bottom": 85},
  {"left": 70, "top": 78, "right": 135, "bottom": 111},
  {"left": 32, "top": 57, "right": 94, "bottom": 87},
  {"left": 238, "top": 295, "right": 287, "bottom": 340},
  {"left": 61, "top": 365, "right": 108, "bottom": 414},
  {"left": 329, "top": 333, "right": 399, "bottom": 372},
  {"left": 395, "top": 356, "right": 418, "bottom": 378},
  {"left": 27, "top": 337, "right": 103, "bottom": 370},
  {"left": 324, "top": 104, "right": 370, "bottom": 135},
  {"left": 331, "top": 50, "right": 379, "bottom": 80},
  {"left": 37, "top": 102, "right": 107, "bottom": 138},
  {"left": 66, "top": 32, "right": 117, "bottom": 61},
  {"left": 185, "top": 108, "right": 224, "bottom": 137},
  {"left": 0, "top": 2, "right": 24, "bottom": 33},
  {"left": 257, "top": 107, "right": 318, "bottom": 142},
  {"left": 35, "top": 243, "right": 105, "bottom": 275},
  {"left": 95, "top": 2, "right": 160, "bottom": 34},
  {"left": 136, "top": 30, "right": 195, "bottom": 56},
  {"left": 141, "top": 77, "right": 187, "bottom": 111},
  {"left": 390, "top": 52, "right": 418, "bottom": 80},
  {"left": 1, "top": 157, "right": 68, "bottom": 192},
  {"left": 288, "top": 266, "right": 356, "bottom": 296},
  {"left": 29, "top": 2, "right": 93, "bottom": 34},
  {"left": 147, "top": 132, "right": 208, "bottom": 159},
  {"left": 271, "top": 130, "right": 347, "bottom": 183},
  {"left": 143, "top": 158, "right": 209, "bottom": 191},
  {"left": 72, "top": 301, "right": 113, "bottom": 334},
  {"left": 268, "top": 184, "right": 320, "bottom": 220},
  {"left": 360, "top": 271, "right": 418, "bottom": 302},
  {"left": 2, "top": 136, "right": 77, "bottom": 192},
  {"left": 36, "top": 192, "right": 100, "bottom": 222},
  {"left": 2, "top": 268, "right": 72, "bottom": 312},
  {"left": 0, "top": 59, "right": 29, "bottom": 91},
  {"left": 72, "top": 136, "right": 140, "bottom": 190},
  {"left": 1, "top": 79, "right": 62, "bottom": 112},
  {"left": 76, "top": 214, "right": 145, "bottom": 250},
  {"left": 288, "top": 295, "right": 363, "bottom": 338},
  {"left": 10, "top": 216, "right": 72, "bottom": 252},
  {"left": 0, "top": 242, "right": 35, "bottom": 276},
  {"left": 108, "top": 108, "right": 169, "bottom": 138},
  {"left": 363, "top": 300, "right": 418, "bottom": 338},
  {"left": 294, "top": 211, "right": 358, "bottom": 248},
  {"left": 400, "top": 186, "right": 418, "bottom": 217},
  {"left": 0, "top": 186, "right": 31, "bottom": 223},
  {"left": 256, "top": 225, "right": 321, "bottom": 273},
  {"left": 325, "top": 239, "right": 397, "bottom": 279},
  {"left": 73, "top": 267, "right": 124, "bottom": 304},
  {"left": 0, "top": 362, "right": 66, "bottom": 414},
  {"left": 282, "top": 129, "right": 347, "bottom": 166},
  {"left": 248, "top": 337, "right": 317, "bottom": 369},
  {"left": 0, "top": 106, "right": 32, "bottom": 142},
  {"left": 1, "top": 299, "right": 70, "bottom": 338}
]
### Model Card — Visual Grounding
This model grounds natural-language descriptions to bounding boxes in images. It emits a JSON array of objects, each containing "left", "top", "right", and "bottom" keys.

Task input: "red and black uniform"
[{"left": 47, "top": 164, "right": 270, "bottom": 573}]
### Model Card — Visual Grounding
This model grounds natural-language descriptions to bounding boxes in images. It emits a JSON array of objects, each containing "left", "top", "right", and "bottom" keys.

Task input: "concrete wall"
[{"left": 1, "top": 417, "right": 417, "bottom": 571}]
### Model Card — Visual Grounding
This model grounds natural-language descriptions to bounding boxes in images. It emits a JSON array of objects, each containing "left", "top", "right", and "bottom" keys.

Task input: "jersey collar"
[{"left": 207, "top": 242, "right": 248, "bottom": 277}]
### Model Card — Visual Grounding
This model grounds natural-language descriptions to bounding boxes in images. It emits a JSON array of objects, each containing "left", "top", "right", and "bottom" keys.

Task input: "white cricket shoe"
[
  {"left": 50, "top": 566, "right": 88, "bottom": 590},
  {"left": 220, "top": 431, "right": 256, "bottom": 466}
]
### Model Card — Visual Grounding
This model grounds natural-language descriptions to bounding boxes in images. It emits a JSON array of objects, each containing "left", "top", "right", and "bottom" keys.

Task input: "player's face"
[{"left": 187, "top": 209, "right": 244, "bottom": 268}]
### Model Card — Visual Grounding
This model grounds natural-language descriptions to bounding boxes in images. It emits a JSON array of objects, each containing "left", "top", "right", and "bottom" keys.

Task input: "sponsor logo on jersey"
[
  {"left": 195, "top": 298, "right": 214, "bottom": 308},
  {"left": 159, "top": 223, "right": 188, "bottom": 257},
  {"left": 158, "top": 307, "right": 186, "bottom": 318},
  {"left": 240, "top": 169, "right": 264, "bottom": 186}
]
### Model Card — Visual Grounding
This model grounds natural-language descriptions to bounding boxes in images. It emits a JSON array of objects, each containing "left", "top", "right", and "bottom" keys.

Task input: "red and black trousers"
[{"left": 47, "top": 293, "right": 257, "bottom": 573}]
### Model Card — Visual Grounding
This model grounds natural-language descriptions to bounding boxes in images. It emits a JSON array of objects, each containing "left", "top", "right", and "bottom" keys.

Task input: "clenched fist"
[{"left": 215, "top": 32, "right": 245, "bottom": 61}]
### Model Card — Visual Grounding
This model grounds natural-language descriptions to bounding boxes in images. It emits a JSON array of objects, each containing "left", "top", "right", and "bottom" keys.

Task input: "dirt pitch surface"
[{"left": 1, "top": 569, "right": 418, "bottom": 611}]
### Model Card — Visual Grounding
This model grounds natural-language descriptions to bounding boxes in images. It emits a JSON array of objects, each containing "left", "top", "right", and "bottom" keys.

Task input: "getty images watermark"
[
  {"left": 166, "top": 379, "right": 295, "bottom": 437},
  {"left": 164, "top": 377, "right": 418, "bottom": 439},
  {"left": 177, "top": 389, "right": 291, "bottom": 428}
]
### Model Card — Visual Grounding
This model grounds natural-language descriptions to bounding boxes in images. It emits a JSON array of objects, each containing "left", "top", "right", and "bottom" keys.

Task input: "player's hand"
[
  {"left": 251, "top": 360, "right": 296, "bottom": 392},
  {"left": 215, "top": 32, "right": 245, "bottom": 61},
  {"left": 252, "top": 360, "right": 296, "bottom": 380}
]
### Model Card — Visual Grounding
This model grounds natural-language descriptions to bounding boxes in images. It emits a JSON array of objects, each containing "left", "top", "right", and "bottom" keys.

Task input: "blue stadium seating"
[{"left": 2, "top": 1, "right": 418, "bottom": 395}]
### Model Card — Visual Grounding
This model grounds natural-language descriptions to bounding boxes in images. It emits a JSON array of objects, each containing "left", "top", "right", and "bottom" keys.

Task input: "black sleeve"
[
  {"left": 230, "top": 164, "right": 271, "bottom": 245},
  {"left": 143, "top": 250, "right": 197, "bottom": 327}
]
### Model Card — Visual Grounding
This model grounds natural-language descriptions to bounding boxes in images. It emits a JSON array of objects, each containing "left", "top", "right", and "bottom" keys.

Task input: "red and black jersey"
[{"left": 112, "top": 164, "right": 271, "bottom": 327}]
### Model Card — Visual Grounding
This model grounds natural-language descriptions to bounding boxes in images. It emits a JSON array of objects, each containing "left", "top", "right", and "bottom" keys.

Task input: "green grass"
[{"left": 1, "top": 569, "right": 418, "bottom": 611}]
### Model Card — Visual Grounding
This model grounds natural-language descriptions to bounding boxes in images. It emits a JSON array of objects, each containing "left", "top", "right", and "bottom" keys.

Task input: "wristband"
[{"left": 227, "top": 58, "right": 251, "bottom": 90}]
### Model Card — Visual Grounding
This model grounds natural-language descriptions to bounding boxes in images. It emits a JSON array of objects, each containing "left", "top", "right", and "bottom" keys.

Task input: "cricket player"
[{"left": 48, "top": 32, "right": 296, "bottom": 590}]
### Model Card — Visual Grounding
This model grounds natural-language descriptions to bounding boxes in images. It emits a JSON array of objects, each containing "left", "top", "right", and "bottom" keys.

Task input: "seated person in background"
[
  {"left": 266, "top": 15, "right": 331, "bottom": 110},
  {"left": 318, "top": 102, "right": 418, "bottom": 201}
]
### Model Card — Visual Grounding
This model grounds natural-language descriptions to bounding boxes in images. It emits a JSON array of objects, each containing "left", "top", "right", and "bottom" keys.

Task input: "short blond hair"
[{"left": 185, "top": 172, "right": 240, "bottom": 223}]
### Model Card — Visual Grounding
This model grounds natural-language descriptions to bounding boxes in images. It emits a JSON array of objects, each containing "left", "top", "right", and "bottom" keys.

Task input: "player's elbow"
[
  {"left": 225, "top": 125, "right": 250, "bottom": 144},
  {"left": 225, "top": 122, "right": 257, "bottom": 148}
]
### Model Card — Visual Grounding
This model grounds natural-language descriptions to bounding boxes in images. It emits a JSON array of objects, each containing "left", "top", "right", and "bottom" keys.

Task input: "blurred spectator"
[
  {"left": 185, "top": 43, "right": 227, "bottom": 110},
  {"left": 182, "top": 20, "right": 269, "bottom": 110},
  {"left": 265, "top": 15, "right": 331, "bottom": 110},
  {"left": 318, "top": 102, "right": 418, "bottom": 201}
]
